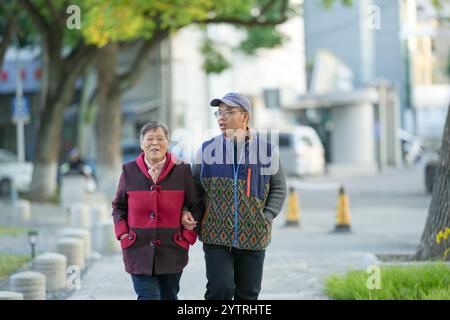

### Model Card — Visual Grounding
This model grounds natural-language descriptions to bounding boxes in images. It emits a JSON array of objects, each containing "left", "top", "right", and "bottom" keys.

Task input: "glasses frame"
[{"left": 214, "top": 110, "right": 247, "bottom": 119}]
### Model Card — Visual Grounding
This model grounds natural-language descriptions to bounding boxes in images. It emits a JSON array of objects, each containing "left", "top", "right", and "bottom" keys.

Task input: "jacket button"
[
  {"left": 127, "top": 234, "right": 133, "bottom": 240},
  {"left": 149, "top": 212, "right": 155, "bottom": 219},
  {"left": 177, "top": 235, "right": 182, "bottom": 241},
  {"left": 149, "top": 241, "right": 155, "bottom": 246}
]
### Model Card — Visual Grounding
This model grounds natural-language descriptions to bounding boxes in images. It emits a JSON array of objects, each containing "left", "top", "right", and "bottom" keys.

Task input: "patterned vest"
[{"left": 199, "top": 131, "right": 274, "bottom": 251}]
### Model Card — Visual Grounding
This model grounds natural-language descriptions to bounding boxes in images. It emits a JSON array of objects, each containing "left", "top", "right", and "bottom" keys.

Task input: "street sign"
[{"left": 12, "top": 96, "right": 30, "bottom": 124}]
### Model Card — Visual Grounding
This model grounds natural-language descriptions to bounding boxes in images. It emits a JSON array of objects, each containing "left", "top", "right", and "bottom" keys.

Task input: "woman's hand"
[
  {"left": 119, "top": 233, "right": 129, "bottom": 240},
  {"left": 181, "top": 210, "right": 197, "bottom": 230}
]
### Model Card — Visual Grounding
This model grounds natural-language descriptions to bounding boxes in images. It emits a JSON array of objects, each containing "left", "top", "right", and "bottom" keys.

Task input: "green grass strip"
[
  {"left": 0, "top": 253, "right": 32, "bottom": 279},
  {"left": 0, "top": 227, "right": 29, "bottom": 237},
  {"left": 325, "top": 263, "right": 450, "bottom": 300}
]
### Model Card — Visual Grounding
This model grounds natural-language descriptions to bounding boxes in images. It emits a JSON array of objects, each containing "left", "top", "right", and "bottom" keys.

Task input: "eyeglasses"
[
  {"left": 142, "top": 137, "right": 167, "bottom": 144},
  {"left": 214, "top": 110, "right": 246, "bottom": 119}
]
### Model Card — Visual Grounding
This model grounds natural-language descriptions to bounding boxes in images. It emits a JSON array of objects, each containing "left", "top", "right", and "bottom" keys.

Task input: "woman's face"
[{"left": 140, "top": 127, "right": 169, "bottom": 163}]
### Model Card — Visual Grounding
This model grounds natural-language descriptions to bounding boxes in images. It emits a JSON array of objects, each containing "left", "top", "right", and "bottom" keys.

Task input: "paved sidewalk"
[
  {"left": 68, "top": 167, "right": 430, "bottom": 300},
  {"left": 68, "top": 227, "right": 381, "bottom": 300}
]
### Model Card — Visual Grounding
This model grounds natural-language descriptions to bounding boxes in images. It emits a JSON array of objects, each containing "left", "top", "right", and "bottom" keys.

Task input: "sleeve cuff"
[
  {"left": 263, "top": 211, "right": 275, "bottom": 223},
  {"left": 182, "top": 229, "right": 197, "bottom": 245}
]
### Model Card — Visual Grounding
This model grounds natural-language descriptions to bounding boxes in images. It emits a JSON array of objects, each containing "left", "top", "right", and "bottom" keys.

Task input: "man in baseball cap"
[
  {"left": 181, "top": 91, "right": 287, "bottom": 300},
  {"left": 209, "top": 92, "right": 252, "bottom": 136}
]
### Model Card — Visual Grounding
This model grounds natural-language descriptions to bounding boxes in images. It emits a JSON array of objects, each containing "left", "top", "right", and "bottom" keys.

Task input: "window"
[
  {"left": 263, "top": 89, "right": 281, "bottom": 109},
  {"left": 300, "top": 136, "right": 313, "bottom": 147},
  {"left": 278, "top": 134, "right": 292, "bottom": 147}
]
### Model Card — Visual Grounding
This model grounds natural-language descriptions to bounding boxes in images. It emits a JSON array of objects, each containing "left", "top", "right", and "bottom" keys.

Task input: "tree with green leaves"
[
  {"left": 10, "top": 0, "right": 353, "bottom": 201},
  {"left": 13, "top": 0, "right": 299, "bottom": 200},
  {"left": 81, "top": 0, "right": 299, "bottom": 196},
  {"left": 15, "top": 0, "right": 97, "bottom": 201}
]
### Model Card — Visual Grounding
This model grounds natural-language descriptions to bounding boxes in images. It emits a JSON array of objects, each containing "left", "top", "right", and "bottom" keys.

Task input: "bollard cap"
[
  {"left": 10, "top": 271, "right": 46, "bottom": 285},
  {"left": 34, "top": 252, "right": 67, "bottom": 265}
]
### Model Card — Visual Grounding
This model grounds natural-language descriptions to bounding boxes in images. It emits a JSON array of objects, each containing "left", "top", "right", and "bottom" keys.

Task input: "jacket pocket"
[
  {"left": 262, "top": 210, "right": 273, "bottom": 224},
  {"left": 173, "top": 232, "right": 189, "bottom": 250},
  {"left": 120, "top": 231, "right": 137, "bottom": 249}
]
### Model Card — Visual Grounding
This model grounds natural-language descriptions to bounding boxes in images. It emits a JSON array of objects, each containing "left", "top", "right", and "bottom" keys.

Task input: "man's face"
[
  {"left": 140, "top": 127, "right": 169, "bottom": 163},
  {"left": 216, "top": 103, "right": 248, "bottom": 134}
]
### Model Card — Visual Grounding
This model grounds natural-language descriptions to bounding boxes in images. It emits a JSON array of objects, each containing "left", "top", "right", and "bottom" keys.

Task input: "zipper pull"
[{"left": 246, "top": 167, "right": 251, "bottom": 197}]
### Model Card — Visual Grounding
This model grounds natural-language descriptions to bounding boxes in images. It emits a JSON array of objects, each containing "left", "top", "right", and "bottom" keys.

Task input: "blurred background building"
[{"left": 0, "top": 0, "right": 449, "bottom": 177}]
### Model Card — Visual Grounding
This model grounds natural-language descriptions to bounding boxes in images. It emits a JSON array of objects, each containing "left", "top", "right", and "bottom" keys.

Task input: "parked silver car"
[
  {"left": 276, "top": 126, "right": 326, "bottom": 177},
  {"left": 0, "top": 149, "right": 33, "bottom": 195}
]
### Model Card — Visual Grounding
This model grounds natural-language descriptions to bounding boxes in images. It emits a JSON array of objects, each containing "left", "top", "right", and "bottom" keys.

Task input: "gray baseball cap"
[{"left": 210, "top": 92, "right": 252, "bottom": 114}]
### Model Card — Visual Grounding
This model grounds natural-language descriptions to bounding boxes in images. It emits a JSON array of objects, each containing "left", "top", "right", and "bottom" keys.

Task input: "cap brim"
[{"left": 210, "top": 98, "right": 241, "bottom": 107}]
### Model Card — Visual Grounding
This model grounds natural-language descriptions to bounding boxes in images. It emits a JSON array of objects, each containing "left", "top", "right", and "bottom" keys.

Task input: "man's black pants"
[{"left": 203, "top": 243, "right": 266, "bottom": 300}]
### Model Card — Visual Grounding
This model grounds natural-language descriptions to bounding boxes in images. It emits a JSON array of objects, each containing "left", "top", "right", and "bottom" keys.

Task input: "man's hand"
[
  {"left": 181, "top": 210, "right": 197, "bottom": 231},
  {"left": 119, "top": 233, "right": 129, "bottom": 241}
]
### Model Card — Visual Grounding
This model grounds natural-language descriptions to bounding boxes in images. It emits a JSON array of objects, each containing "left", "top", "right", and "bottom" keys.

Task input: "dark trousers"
[
  {"left": 131, "top": 272, "right": 182, "bottom": 300},
  {"left": 203, "top": 244, "right": 266, "bottom": 300}
]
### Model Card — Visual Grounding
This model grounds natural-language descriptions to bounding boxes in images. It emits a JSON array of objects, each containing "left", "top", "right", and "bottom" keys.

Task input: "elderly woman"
[{"left": 112, "top": 121, "right": 203, "bottom": 300}]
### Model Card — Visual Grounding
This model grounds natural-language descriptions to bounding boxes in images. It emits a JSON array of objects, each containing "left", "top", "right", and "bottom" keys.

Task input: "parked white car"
[
  {"left": 0, "top": 149, "right": 33, "bottom": 195},
  {"left": 274, "top": 126, "right": 326, "bottom": 177}
]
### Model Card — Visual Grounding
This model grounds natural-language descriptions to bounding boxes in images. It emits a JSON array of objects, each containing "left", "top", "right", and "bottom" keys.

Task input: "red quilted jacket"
[{"left": 112, "top": 152, "right": 203, "bottom": 275}]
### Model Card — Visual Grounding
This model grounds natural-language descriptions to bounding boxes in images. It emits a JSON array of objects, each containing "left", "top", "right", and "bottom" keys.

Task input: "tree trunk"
[
  {"left": 96, "top": 43, "right": 122, "bottom": 198},
  {"left": 77, "top": 70, "right": 97, "bottom": 158},
  {"left": 29, "top": 85, "right": 76, "bottom": 201},
  {"left": 415, "top": 105, "right": 450, "bottom": 260},
  {"left": 94, "top": 35, "right": 167, "bottom": 198},
  {"left": 28, "top": 36, "right": 65, "bottom": 201},
  {"left": 18, "top": 0, "right": 99, "bottom": 202},
  {"left": 28, "top": 41, "right": 96, "bottom": 201}
]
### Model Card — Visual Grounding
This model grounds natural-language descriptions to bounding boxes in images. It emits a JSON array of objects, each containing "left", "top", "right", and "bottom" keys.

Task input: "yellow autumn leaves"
[
  {"left": 80, "top": 0, "right": 231, "bottom": 47},
  {"left": 436, "top": 227, "right": 450, "bottom": 258}
]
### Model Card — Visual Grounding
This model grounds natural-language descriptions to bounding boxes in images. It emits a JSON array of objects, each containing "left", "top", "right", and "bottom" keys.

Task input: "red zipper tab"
[{"left": 246, "top": 168, "right": 251, "bottom": 197}]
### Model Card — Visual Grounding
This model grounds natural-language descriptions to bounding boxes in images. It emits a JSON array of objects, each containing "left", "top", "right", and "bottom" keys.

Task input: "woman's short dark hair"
[{"left": 140, "top": 121, "right": 170, "bottom": 141}]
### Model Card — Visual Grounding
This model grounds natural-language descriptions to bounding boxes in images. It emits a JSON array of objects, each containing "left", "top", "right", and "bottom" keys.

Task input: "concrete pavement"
[
  {"left": 68, "top": 234, "right": 380, "bottom": 300},
  {"left": 68, "top": 166, "right": 431, "bottom": 300}
]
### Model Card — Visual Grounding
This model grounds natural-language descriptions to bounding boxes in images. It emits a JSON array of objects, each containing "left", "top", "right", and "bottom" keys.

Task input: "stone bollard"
[
  {"left": 33, "top": 253, "right": 67, "bottom": 291},
  {"left": 57, "top": 237, "right": 85, "bottom": 270},
  {"left": 9, "top": 271, "right": 46, "bottom": 300},
  {"left": 89, "top": 204, "right": 108, "bottom": 227},
  {"left": 15, "top": 199, "right": 31, "bottom": 223},
  {"left": 95, "top": 221, "right": 121, "bottom": 254},
  {"left": 68, "top": 204, "right": 91, "bottom": 228},
  {"left": 60, "top": 176, "right": 87, "bottom": 205},
  {"left": 61, "top": 228, "right": 92, "bottom": 260},
  {"left": 0, "top": 291, "right": 24, "bottom": 300}
]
